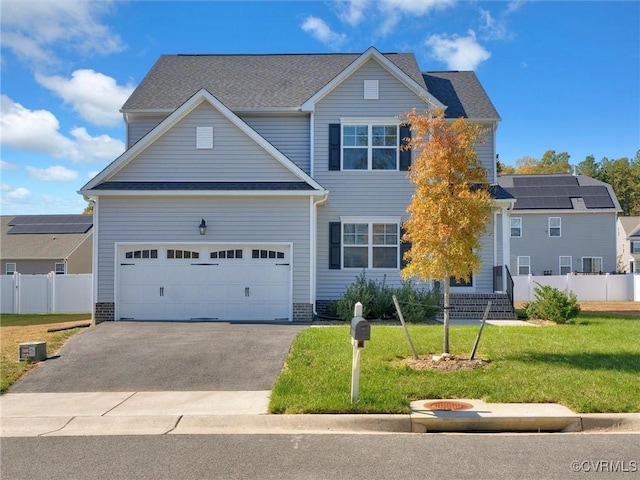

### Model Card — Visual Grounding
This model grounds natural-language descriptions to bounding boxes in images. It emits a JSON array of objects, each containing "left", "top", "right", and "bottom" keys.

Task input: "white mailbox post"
[{"left": 350, "top": 302, "right": 370, "bottom": 403}]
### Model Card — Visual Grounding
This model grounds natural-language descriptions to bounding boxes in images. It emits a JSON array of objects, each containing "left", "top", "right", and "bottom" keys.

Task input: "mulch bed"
[{"left": 404, "top": 354, "right": 489, "bottom": 372}]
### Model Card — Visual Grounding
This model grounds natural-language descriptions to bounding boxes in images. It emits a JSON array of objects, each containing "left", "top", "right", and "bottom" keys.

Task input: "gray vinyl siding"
[
  {"left": 127, "top": 115, "right": 167, "bottom": 147},
  {"left": 313, "top": 58, "right": 496, "bottom": 298},
  {"left": 240, "top": 114, "right": 311, "bottom": 174},
  {"left": 477, "top": 128, "right": 496, "bottom": 184},
  {"left": 509, "top": 212, "right": 617, "bottom": 275},
  {"left": 95, "top": 196, "right": 311, "bottom": 304},
  {"left": 112, "top": 103, "right": 301, "bottom": 183}
]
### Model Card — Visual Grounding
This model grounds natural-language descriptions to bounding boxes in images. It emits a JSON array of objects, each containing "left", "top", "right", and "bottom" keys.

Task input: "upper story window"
[
  {"left": 549, "top": 217, "right": 561, "bottom": 237},
  {"left": 329, "top": 121, "right": 411, "bottom": 172},
  {"left": 632, "top": 241, "right": 640, "bottom": 254},
  {"left": 342, "top": 123, "right": 398, "bottom": 170},
  {"left": 510, "top": 217, "right": 522, "bottom": 237}
]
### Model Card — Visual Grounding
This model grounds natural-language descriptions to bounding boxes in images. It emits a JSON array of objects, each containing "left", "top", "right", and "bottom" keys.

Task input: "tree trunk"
[{"left": 443, "top": 277, "right": 450, "bottom": 354}]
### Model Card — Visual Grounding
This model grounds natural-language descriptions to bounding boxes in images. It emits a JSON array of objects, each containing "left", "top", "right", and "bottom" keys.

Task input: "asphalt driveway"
[{"left": 9, "top": 321, "right": 307, "bottom": 393}]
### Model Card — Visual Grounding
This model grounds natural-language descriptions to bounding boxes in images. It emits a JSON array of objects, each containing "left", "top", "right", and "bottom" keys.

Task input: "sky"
[{"left": 1, "top": 0, "right": 639, "bottom": 215}]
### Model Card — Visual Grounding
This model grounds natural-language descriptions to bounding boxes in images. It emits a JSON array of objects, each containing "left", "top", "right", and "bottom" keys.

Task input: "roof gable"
[
  {"left": 81, "top": 89, "right": 325, "bottom": 193},
  {"left": 300, "top": 47, "right": 443, "bottom": 112},
  {"left": 618, "top": 216, "right": 640, "bottom": 238}
]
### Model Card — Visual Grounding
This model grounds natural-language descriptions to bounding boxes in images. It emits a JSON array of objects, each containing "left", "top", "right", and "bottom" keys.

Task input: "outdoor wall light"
[{"left": 199, "top": 218, "right": 207, "bottom": 235}]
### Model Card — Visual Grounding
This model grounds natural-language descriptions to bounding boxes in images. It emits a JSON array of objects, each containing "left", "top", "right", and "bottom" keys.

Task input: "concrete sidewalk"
[{"left": 2, "top": 391, "right": 638, "bottom": 437}]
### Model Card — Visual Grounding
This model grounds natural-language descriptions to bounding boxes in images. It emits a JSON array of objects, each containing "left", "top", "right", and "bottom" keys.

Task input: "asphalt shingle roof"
[
  {"left": 497, "top": 174, "right": 621, "bottom": 211},
  {"left": 618, "top": 216, "right": 640, "bottom": 238},
  {"left": 422, "top": 71, "right": 500, "bottom": 120},
  {"left": 1, "top": 215, "right": 93, "bottom": 260},
  {"left": 122, "top": 53, "right": 427, "bottom": 111}
]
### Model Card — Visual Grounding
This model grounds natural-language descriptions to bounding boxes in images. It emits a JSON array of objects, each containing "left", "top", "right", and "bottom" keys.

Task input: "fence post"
[
  {"left": 528, "top": 274, "right": 533, "bottom": 301},
  {"left": 14, "top": 272, "right": 21, "bottom": 314},
  {"left": 48, "top": 272, "right": 54, "bottom": 314}
]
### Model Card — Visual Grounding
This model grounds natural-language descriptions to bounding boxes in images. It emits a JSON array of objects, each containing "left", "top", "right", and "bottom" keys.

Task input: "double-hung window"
[
  {"left": 5, "top": 263, "right": 16, "bottom": 275},
  {"left": 548, "top": 217, "right": 561, "bottom": 237},
  {"left": 517, "top": 256, "right": 530, "bottom": 275},
  {"left": 559, "top": 256, "right": 572, "bottom": 275},
  {"left": 342, "top": 122, "right": 398, "bottom": 170},
  {"left": 510, "top": 217, "right": 522, "bottom": 237},
  {"left": 632, "top": 241, "right": 640, "bottom": 254},
  {"left": 343, "top": 220, "right": 399, "bottom": 269},
  {"left": 54, "top": 262, "right": 66, "bottom": 274}
]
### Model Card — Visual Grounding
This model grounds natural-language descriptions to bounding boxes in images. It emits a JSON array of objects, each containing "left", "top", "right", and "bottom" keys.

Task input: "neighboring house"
[
  {"left": 1, "top": 215, "right": 93, "bottom": 275},
  {"left": 498, "top": 174, "right": 621, "bottom": 276},
  {"left": 617, "top": 216, "right": 640, "bottom": 273},
  {"left": 80, "top": 47, "right": 515, "bottom": 323}
]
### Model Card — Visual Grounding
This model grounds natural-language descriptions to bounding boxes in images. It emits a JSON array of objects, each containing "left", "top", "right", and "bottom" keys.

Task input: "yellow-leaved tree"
[{"left": 401, "top": 108, "right": 493, "bottom": 354}]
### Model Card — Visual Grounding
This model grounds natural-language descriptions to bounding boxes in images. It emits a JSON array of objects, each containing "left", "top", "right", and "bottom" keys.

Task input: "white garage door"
[{"left": 117, "top": 244, "right": 291, "bottom": 321}]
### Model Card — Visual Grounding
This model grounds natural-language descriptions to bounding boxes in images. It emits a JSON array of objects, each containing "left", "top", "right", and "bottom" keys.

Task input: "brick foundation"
[
  {"left": 315, "top": 300, "right": 334, "bottom": 316},
  {"left": 94, "top": 302, "right": 115, "bottom": 324},
  {"left": 293, "top": 303, "right": 313, "bottom": 322}
]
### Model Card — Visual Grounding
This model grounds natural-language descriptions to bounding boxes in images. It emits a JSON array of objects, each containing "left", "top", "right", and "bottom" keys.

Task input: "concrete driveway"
[{"left": 9, "top": 321, "right": 307, "bottom": 393}]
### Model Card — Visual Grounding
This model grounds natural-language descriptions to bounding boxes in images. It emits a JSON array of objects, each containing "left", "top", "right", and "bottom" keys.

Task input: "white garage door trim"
[{"left": 115, "top": 242, "right": 293, "bottom": 321}]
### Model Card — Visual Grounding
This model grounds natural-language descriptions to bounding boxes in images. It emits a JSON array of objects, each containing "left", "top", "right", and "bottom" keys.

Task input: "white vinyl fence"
[
  {"left": 1, "top": 272, "right": 92, "bottom": 314},
  {"left": 513, "top": 273, "right": 639, "bottom": 302}
]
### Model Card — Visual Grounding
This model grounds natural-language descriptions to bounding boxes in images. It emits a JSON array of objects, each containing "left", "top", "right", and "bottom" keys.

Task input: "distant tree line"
[{"left": 498, "top": 150, "right": 640, "bottom": 216}]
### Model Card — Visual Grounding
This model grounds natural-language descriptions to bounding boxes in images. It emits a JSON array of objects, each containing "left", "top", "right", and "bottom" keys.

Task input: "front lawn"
[
  {"left": 0, "top": 314, "right": 91, "bottom": 393},
  {"left": 270, "top": 315, "right": 640, "bottom": 414}
]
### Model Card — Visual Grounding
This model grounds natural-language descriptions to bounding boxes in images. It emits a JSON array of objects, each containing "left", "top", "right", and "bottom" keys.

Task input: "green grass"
[
  {"left": 0, "top": 313, "right": 90, "bottom": 327},
  {"left": 270, "top": 315, "right": 640, "bottom": 414}
]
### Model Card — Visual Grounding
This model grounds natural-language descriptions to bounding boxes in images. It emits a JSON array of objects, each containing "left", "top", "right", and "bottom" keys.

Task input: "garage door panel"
[{"left": 118, "top": 245, "right": 291, "bottom": 321}]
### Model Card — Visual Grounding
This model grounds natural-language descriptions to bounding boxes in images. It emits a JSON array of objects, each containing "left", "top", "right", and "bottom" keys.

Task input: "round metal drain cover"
[{"left": 424, "top": 400, "right": 474, "bottom": 411}]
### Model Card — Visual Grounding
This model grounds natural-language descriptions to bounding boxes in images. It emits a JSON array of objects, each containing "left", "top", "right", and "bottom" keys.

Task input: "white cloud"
[
  {"left": 26, "top": 165, "right": 79, "bottom": 182},
  {"left": 0, "top": 95, "right": 125, "bottom": 164},
  {"left": 335, "top": 0, "right": 369, "bottom": 27},
  {"left": 377, "top": 0, "right": 456, "bottom": 37},
  {"left": 1, "top": 183, "right": 13, "bottom": 192},
  {"left": 301, "top": 16, "right": 347, "bottom": 49},
  {"left": 1, "top": 160, "right": 18, "bottom": 171},
  {"left": 36, "top": 70, "right": 134, "bottom": 127},
  {"left": 69, "top": 127, "right": 125, "bottom": 162},
  {"left": 479, "top": 8, "right": 510, "bottom": 41},
  {"left": 425, "top": 30, "right": 491, "bottom": 70},
  {"left": 0, "top": 0, "right": 124, "bottom": 66},
  {"left": 5, "top": 187, "right": 32, "bottom": 203}
]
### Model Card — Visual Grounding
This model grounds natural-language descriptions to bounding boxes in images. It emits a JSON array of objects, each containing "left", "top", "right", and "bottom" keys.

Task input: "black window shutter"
[
  {"left": 329, "top": 222, "right": 341, "bottom": 269},
  {"left": 399, "top": 124, "right": 412, "bottom": 171},
  {"left": 400, "top": 226, "right": 411, "bottom": 269},
  {"left": 329, "top": 124, "right": 341, "bottom": 171}
]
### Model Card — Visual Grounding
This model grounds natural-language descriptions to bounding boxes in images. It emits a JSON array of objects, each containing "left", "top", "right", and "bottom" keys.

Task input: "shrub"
[
  {"left": 334, "top": 273, "right": 438, "bottom": 322},
  {"left": 526, "top": 284, "right": 581, "bottom": 324}
]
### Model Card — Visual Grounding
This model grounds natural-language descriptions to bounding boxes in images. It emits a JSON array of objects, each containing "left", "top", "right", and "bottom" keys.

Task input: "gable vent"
[
  {"left": 364, "top": 80, "right": 379, "bottom": 100},
  {"left": 196, "top": 127, "right": 213, "bottom": 149}
]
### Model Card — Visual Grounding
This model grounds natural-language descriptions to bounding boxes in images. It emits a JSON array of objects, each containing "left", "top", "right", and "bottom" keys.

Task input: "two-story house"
[
  {"left": 498, "top": 174, "right": 621, "bottom": 276},
  {"left": 80, "top": 48, "right": 515, "bottom": 323},
  {"left": 617, "top": 216, "right": 640, "bottom": 273}
]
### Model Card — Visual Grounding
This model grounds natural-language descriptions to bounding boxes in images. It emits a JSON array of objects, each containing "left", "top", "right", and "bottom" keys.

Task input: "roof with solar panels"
[
  {"left": 497, "top": 174, "right": 621, "bottom": 212},
  {"left": 1, "top": 215, "right": 93, "bottom": 260}
]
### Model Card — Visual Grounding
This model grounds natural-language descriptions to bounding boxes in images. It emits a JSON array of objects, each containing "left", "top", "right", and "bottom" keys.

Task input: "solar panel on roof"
[
  {"left": 7, "top": 215, "right": 93, "bottom": 234},
  {"left": 583, "top": 196, "right": 615, "bottom": 209}
]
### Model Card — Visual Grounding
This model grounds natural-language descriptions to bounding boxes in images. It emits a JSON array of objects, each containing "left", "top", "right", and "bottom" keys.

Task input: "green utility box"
[{"left": 19, "top": 341, "right": 47, "bottom": 362}]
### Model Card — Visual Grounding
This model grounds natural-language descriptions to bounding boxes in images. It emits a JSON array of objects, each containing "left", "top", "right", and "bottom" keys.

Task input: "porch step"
[{"left": 436, "top": 293, "right": 517, "bottom": 321}]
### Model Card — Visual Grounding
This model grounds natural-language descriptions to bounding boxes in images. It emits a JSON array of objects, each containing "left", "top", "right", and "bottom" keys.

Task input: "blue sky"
[{"left": 1, "top": 0, "right": 638, "bottom": 215}]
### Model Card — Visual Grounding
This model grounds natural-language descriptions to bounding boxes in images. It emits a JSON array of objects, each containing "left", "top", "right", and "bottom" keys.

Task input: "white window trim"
[
  {"left": 631, "top": 241, "right": 640, "bottom": 254},
  {"left": 517, "top": 256, "right": 530, "bottom": 275},
  {"left": 340, "top": 216, "right": 401, "bottom": 270},
  {"left": 582, "top": 256, "right": 603, "bottom": 273},
  {"left": 5, "top": 263, "right": 16, "bottom": 275},
  {"left": 548, "top": 217, "right": 561, "bottom": 237},
  {"left": 510, "top": 217, "right": 522, "bottom": 237},
  {"left": 559, "top": 256, "right": 572, "bottom": 275},
  {"left": 339, "top": 118, "right": 400, "bottom": 171},
  {"left": 54, "top": 262, "right": 66, "bottom": 274}
]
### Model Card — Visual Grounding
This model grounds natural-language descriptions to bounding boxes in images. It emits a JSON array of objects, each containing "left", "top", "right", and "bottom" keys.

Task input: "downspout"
[
  {"left": 310, "top": 192, "right": 329, "bottom": 316},
  {"left": 91, "top": 197, "right": 99, "bottom": 325}
]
